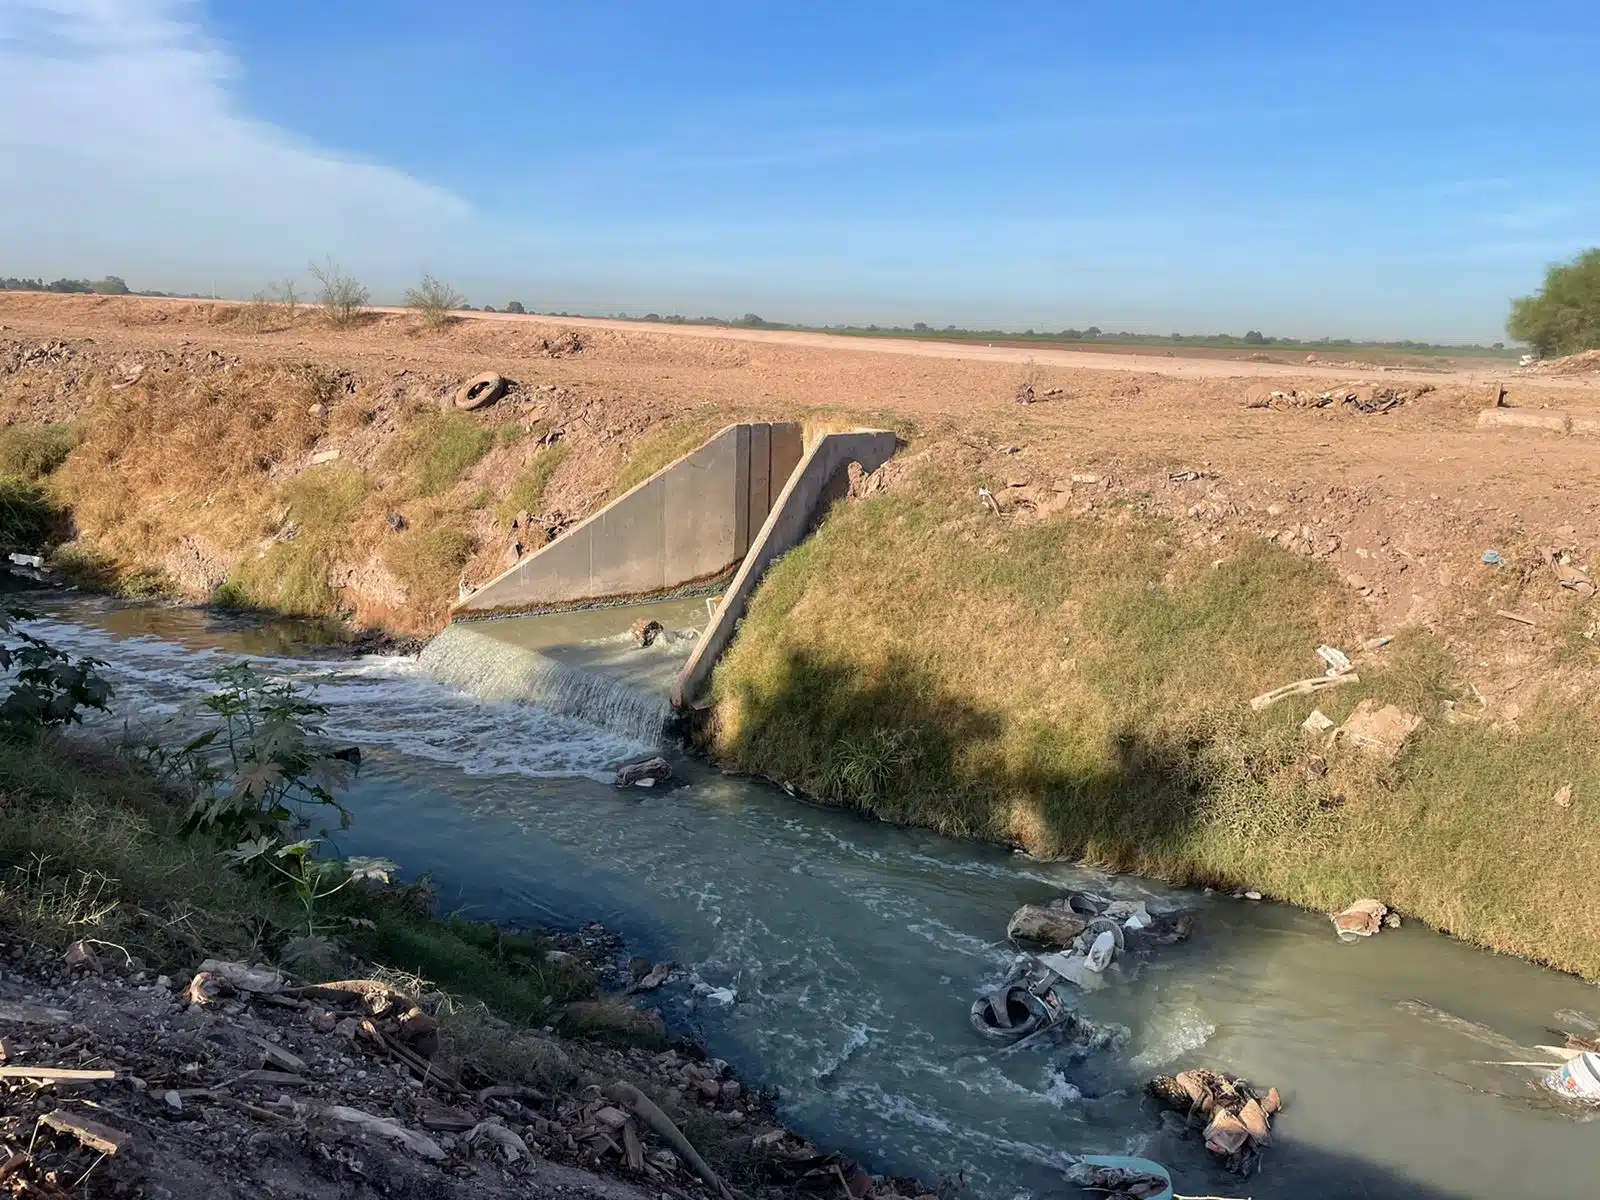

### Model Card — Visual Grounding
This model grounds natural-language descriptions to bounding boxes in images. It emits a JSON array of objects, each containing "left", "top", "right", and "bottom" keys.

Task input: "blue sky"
[{"left": 2, "top": 1, "right": 1598, "bottom": 340}]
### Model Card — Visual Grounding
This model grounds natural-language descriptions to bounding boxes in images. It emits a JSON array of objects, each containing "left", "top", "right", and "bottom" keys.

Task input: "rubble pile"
[{"left": 0, "top": 941, "right": 938, "bottom": 1199}]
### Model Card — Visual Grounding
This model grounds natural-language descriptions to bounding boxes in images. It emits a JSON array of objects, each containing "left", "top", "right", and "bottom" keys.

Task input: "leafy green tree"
[
  {"left": 90, "top": 276, "right": 130, "bottom": 295},
  {"left": 504, "top": 300, "right": 526, "bottom": 314},
  {"left": 1508, "top": 248, "right": 1600, "bottom": 358}
]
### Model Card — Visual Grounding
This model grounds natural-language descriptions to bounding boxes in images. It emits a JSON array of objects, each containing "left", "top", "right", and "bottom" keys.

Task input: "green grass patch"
[
  {"left": 710, "top": 461, "right": 1600, "bottom": 978},
  {"left": 382, "top": 526, "right": 474, "bottom": 601},
  {"left": 215, "top": 540, "right": 336, "bottom": 616},
  {"left": 0, "top": 424, "right": 78, "bottom": 480},
  {"left": 282, "top": 466, "right": 370, "bottom": 537},
  {"left": 612, "top": 418, "right": 722, "bottom": 497},
  {"left": 497, "top": 443, "right": 570, "bottom": 523},
  {"left": 386, "top": 412, "right": 494, "bottom": 498}
]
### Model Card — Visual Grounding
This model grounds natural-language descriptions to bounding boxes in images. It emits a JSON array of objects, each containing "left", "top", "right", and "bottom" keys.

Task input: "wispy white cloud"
[{"left": 0, "top": 0, "right": 471, "bottom": 291}]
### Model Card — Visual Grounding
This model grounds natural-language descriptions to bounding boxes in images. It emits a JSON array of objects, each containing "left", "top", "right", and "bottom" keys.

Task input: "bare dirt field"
[{"left": 2, "top": 290, "right": 1597, "bottom": 688}]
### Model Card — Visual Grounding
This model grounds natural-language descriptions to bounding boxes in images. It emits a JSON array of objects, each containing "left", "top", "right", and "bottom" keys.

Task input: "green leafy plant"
[
  {"left": 226, "top": 835, "right": 394, "bottom": 938},
  {"left": 129, "top": 663, "right": 355, "bottom": 839},
  {"left": 815, "top": 728, "right": 920, "bottom": 806},
  {"left": 0, "top": 601, "right": 111, "bottom": 734},
  {"left": 1509, "top": 247, "right": 1600, "bottom": 358}
]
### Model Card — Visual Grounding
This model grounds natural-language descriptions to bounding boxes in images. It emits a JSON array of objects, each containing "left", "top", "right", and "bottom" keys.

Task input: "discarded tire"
[{"left": 454, "top": 372, "right": 506, "bottom": 411}]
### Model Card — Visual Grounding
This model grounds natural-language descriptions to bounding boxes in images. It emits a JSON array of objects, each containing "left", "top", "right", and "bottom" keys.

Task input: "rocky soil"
[{"left": 0, "top": 940, "right": 939, "bottom": 1200}]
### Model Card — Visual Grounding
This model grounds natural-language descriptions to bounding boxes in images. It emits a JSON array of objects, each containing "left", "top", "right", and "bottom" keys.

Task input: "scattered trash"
[
  {"left": 1495, "top": 608, "right": 1541, "bottom": 629},
  {"left": 1332, "top": 898, "right": 1390, "bottom": 941},
  {"left": 1302, "top": 709, "right": 1335, "bottom": 734},
  {"left": 1361, "top": 634, "right": 1393, "bottom": 651},
  {"left": 1083, "top": 929, "right": 1118, "bottom": 973},
  {"left": 1546, "top": 548, "right": 1596, "bottom": 599},
  {"left": 1545, "top": 1051, "right": 1600, "bottom": 1102},
  {"left": 1147, "top": 1069, "right": 1281, "bottom": 1176},
  {"left": 1016, "top": 379, "right": 1037, "bottom": 405},
  {"left": 1168, "top": 470, "right": 1218, "bottom": 483},
  {"left": 6, "top": 553, "right": 43, "bottom": 570},
  {"left": 1555, "top": 784, "right": 1574, "bottom": 809},
  {"left": 614, "top": 756, "right": 671, "bottom": 787},
  {"left": 1064, "top": 1155, "right": 1172, "bottom": 1199},
  {"left": 1481, "top": 550, "right": 1505, "bottom": 566},
  {"left": 630, "top": 618, "right": 664, "bottom": 647},
  {"left": 1249, "top": 671, "right": 1360, "bottom": 711},
  {"left": 1315, "top": 644, "right": 1353, "bottom": 676},
  {"left": 978, "top": 486, "right": 1001, "bottom": 516},
  {"left": 454, "top": 371, "right": 507, "bottom": 411},
  {"left": 1243, "top": 892, "right": 1263, "bottom": 901},
  {"left": 1335, "top": 699, "right": 1422, "bottom": 761}
]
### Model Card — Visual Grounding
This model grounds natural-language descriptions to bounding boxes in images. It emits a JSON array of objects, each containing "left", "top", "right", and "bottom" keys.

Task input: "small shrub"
[
  {"left": 383, "top": 527, "right": 473, "bottom": 600},
  {"left": 0, "top": 477, "right": 61, "bottom": 552},
  {"left": 128, "top": 662, "right": 356, "bottom": 840},
  {"left": 308, "top": 257, "right": 369, "bottom": 329},
  {"left": 497, "top": 444, "right": 569, "bottom": 523},
  {"left": 0, "top": 601, "right": 112, "bottom": 735},
  {"left": 504, "top": 301, "right": 526, "bottom": 314},
  {"left": 406, "top": 274, "right": 464, "bottom": 330}
]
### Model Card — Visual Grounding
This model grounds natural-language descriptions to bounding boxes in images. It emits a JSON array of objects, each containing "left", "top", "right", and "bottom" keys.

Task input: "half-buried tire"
[{"left": 454, "top": 372, "right": 507, "bottom": 411}]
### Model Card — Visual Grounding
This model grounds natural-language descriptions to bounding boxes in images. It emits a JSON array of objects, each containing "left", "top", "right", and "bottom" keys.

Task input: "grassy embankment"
[
  {"left": 708, "top": 459, "right": 1600, "bottom": 978},
  {"left": 0, "top": 360, "right": 737, "bottom": 631}
]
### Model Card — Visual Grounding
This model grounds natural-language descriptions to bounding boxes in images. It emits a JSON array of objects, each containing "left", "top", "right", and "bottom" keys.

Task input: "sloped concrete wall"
[
  {"left": 455, "top": 422, "right": 802, "bottom": 618},
  {"left": 671, "top": 429, "right": 897, "bottom": 708}
]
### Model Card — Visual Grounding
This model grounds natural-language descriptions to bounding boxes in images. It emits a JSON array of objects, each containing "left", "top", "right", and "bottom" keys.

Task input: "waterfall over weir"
[{"left": 419, "top": 600, "right": 709, "bottom": 747}]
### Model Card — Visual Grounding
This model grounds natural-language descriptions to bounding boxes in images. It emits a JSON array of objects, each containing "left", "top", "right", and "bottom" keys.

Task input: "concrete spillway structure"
[
  {"left": 452, "top": 420, "right": 897, "bottom": 718},
  {"left": 454, "top": 423, "right": 804, "bottom": 619}
]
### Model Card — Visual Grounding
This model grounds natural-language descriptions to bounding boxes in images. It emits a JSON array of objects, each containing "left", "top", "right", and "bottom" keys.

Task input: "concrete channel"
[{"left": 451, "top": 421, "right": 897, "bottom": 712}]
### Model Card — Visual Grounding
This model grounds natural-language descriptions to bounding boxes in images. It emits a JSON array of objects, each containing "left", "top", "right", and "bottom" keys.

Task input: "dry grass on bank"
[{"left": 709, "top": 460, "right": 1600, "bottom": 978}]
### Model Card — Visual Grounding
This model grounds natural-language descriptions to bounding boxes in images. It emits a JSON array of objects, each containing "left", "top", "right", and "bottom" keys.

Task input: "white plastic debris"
[
  {"left": 1303, "top": 709, "right": 1335, "bottom": 733},
  {"left": 1083, "top": 930, "right": 1117, "bottom": 973},
  {"left": 1316, "top": 644, "right": 1353, "bottom": 676}
]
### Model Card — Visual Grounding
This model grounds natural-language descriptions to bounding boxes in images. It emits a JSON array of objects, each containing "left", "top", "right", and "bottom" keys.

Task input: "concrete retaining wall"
[
  {"left": 1477, "top": 407, "right": 1600, "bottom": 436},
  {"left": 671, "top": 429, "right": 898, "bottom": 708},
  {"left": 454, "top": 422, "right": 802, "bottom": 618}
]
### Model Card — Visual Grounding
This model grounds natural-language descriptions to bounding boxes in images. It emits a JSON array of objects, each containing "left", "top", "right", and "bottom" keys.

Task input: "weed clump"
[
  {"left": 0, "top": 424, "right": 78, "bottom": 480},
  {"left": 497, "top": 443, "right": 569, "bottom": 524},
  {"left": 383, "top": 527, "right": 473, "bottom": 602},
  {"left": 386, "top": 412, "right": 494, "bottom": 498}
]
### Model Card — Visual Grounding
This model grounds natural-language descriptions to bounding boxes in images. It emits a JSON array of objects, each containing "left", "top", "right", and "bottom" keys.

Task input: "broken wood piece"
[
  {"left": 321, "top": 1105, "right": 445, "bottom": 1160},
  {"left": 38, "top": 1110, "right": 132, "bottom": 1156},
  {"left": 1496, "top": 609, "right": 1540, "bottom": 627},
  {"left": 0, "top": 1001, "right": 70, "bottom": 1026},
  {"left": 622, "top": 1120, "right": 646, "bottom": 1172},
  {"left": 474, "top": 1083, "right": 549, "bottom": 1105},
  {"left": 607, "top": 1081, "right": 735, "bottom": 1200},
  {"left": 0, "top": 1150, "right": 24, "bottom": 1183},
  {"left": 1249, "top": 672, "right": 1360, "bottom": 712},
  {"left": 0, "top": 1067, "right": 118, "bottom": 1083},
  {"left": 225, "top": 1069, "right": 309, "bottom": 1089},
  {"left": 359, "top": 1019, "right": 464, "bottom": 1093},
  {"left": 250, "top": 1036, "right": 306, "bottom": 1073}
]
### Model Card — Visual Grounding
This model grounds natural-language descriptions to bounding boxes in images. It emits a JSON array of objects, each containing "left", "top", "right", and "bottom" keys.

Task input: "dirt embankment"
[{"left": 3, "top": 293, "right": 1600, "bottom": 978}]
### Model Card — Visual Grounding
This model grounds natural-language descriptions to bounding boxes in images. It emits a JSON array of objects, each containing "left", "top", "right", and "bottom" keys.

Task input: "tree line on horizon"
[{"left": 6, "top": 248, "right": 1600, "bottom": 358}]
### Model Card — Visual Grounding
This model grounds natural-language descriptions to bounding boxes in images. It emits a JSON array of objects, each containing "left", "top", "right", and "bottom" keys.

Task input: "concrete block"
[{"left": 672, "top": 430, "right": 898, "bottom": 707}]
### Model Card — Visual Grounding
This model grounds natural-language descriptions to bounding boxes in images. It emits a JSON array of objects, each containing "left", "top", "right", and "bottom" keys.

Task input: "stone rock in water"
[
  {"left": 1005, "top": 904, "right": 1088, "bottom": 948},
  {"left": 631, "top": 618, "right": 664, "bottom": 647}
]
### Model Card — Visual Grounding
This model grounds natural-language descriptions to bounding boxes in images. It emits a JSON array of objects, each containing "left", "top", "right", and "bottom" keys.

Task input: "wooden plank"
[
  {"left": 0, "top": 1067, "right": 118, "bottom": 1082},
  {"left": 38, "top": 1110, "right": 132, "bottom": 1156}
]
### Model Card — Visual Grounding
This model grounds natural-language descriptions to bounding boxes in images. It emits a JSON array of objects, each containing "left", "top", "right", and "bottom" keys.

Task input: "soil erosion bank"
[{"left": 2, "top": 294, "right": 1599, "bottom": 980}]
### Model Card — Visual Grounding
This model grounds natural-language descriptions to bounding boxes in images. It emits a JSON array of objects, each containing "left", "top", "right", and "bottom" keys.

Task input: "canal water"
[{"left": 18, "top": 592, "right": 1600, "bottom": 1199}]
